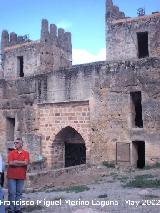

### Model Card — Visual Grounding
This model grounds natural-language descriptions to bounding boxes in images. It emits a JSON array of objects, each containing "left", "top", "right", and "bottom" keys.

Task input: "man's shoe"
[{"left": 15, "top": 211, "right": 23, "bottom": 213}]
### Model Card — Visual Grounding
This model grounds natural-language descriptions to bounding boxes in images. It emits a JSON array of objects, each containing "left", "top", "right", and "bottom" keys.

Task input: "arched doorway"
[{"left": 53, "top": 126, "right": 86, "bottom": 168}]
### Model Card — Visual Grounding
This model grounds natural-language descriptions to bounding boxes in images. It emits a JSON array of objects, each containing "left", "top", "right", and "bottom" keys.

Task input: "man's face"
[{"left": 14, "top": 141, "right": 23, "bottom": 149}]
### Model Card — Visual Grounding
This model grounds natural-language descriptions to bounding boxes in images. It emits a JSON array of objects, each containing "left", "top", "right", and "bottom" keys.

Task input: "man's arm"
[
  {"left": 8, "top": 160, "right": 28, "bottom": 167},
  {"left": 8, "top": 150, "right": 29, "bottom": 167}
]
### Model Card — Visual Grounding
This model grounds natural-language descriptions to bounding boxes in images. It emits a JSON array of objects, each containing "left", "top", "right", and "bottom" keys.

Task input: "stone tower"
[
  {"left": 40, "top": 19, "right": 72, "bottom": 73},
  {"left": 105, "top": 0, "right": 160, "bottom": 61},
  {"left": 0, "top": 19, "right": 72, "bottom": 80}
]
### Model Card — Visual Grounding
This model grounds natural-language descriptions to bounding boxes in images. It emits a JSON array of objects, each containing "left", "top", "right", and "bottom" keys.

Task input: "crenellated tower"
[
  {"left": 40, "top": 19, "right": 72, "bottom": 72},
  {"left": 0, "top": 19, "right": 72, "bottom": 80}
]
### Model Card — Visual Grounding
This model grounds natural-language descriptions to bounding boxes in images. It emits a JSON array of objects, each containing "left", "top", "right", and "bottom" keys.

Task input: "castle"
[{"left": 0, "top": 0, "right": 160, "bottom": 186}]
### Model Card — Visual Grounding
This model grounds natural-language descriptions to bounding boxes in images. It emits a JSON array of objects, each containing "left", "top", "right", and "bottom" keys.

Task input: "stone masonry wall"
[
  {"left": 0, "top": 76, "right": 42, "bottom": 164},
  {"left": 3, "top": 41, "right": 40, "bottom": 80},
  {"left": 37, "top": 101, "right": 90, "bottom": 168},
  {"left": 0, "top": 0, "right": 160, "bottom": 170},
  {"left": 106, "top": 13, "right": 160, "bottom": 61},
  {"left": 0, "top": 56, "right": 159, "bottom": 168},
  {"left": 0, "top": 111, "right": 7, "bottom": 154},
  {"left": 37, "top": 62, "right": 105, "bottom": 103},
  {"left": 90, "top": 57, "right": 160, "bottom": 166}
]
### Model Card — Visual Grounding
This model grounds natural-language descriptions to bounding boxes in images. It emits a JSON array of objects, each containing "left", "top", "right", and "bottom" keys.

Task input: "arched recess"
[{"left": 52, "top": 126, "right": 86, "bottom": 168}]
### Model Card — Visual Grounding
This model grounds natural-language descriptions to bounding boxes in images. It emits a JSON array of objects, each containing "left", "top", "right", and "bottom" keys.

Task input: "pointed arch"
[{"left": 51, "top": 126, "right": 86, "bottom": 168}]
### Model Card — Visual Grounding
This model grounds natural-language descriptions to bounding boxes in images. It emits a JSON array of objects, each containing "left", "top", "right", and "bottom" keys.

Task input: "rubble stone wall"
[
  {"left": 0, "top": 1, "right": 160, "bottom": 173},
  {"left": 3, "top": 41, "right": 40, "bottom": 79},
  {"left": 90, "top": 57, "right": 160, "bottom": 165},
  {"left": 106, "top": 13, "right": 160, "bottom": 61}
]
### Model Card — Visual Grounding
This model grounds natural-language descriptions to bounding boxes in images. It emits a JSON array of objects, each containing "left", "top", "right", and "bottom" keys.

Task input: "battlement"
[
  {"left": 0, "top": 19, "right": 72, "bottom": 79},
  {"left": 40, "top": 19, "right": 72, "bottom": 53},
  {"left": 1, "top": 30, "right": 31, "bottom": 50},
  {"left": 1, "top": 19, "right": 72, "bottom": 55}
]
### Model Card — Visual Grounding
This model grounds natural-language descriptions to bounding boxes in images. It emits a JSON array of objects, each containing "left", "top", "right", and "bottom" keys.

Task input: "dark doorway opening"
[
  {"left": 130, "top": 91, "right": 143, "bottom": 128},
  {"left": 17, "top": 56, "right": 24, "bottom": 77},
  {"left": 132, "top": 141, "right": 145, "bottom": 168},
  {"left": 52, "top": 126, "right": 86, "bottom": 168},
  {"left": 6, "top": 117, "right": 15, "bottom": 141},
  {"left": 137, "top": 32, "right": 149, "bottom": 58},
  {"left": 65, "top": 143, "right": 86, "bottom": 167}
]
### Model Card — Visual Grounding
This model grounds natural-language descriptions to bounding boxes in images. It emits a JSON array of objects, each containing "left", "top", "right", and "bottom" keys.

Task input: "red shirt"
[{"left": 7, "top": 149, "right": 29, "bottom": 180}]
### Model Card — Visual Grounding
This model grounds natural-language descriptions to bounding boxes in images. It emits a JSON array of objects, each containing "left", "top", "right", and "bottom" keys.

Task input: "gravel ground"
[{"left": 3, "top": 166, "right": 160, "bottom": 213}]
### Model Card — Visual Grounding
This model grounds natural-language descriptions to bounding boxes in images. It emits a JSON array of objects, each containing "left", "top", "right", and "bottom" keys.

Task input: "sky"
[{"left": 0, "top": 0, "right": 160, "bottom": 64}]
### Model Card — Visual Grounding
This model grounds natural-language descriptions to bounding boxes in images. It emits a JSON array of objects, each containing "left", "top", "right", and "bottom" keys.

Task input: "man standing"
[
  {"left": 0, "top": 153, "right": 5, "bottom": 213},
  {"left": 7, "top": 138, "right": 29, "bottom": 213}
]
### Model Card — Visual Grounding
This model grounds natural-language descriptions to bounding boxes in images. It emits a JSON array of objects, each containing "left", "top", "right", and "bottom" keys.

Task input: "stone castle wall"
[
  {"left": 106, "top": 10, "right": 160, "bottom": 61},
  {"left": 37, "top": 62, "right": 105, "bottom": 103},
  {"left": 90, "top": 57, "right": 160, "bottom": 165},
  {"left": 0, "top": 0, "right": 160, "bottom": 174},
  {"left": 1, "top": 56, "right": 159, "bottom": 167}
]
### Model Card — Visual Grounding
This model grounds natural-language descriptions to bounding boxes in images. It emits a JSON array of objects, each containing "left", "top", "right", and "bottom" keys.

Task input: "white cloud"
[
  {"left": 72, "top": 48, "right": 106, "bottom": 65},
  {"left": 57, "top": 21, "right": 72, "bottom": 30}
]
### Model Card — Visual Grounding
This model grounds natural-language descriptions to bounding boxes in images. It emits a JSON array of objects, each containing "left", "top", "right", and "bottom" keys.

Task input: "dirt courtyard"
[{"left": 4, "top": 164, "right": 160, "bottom": 213}]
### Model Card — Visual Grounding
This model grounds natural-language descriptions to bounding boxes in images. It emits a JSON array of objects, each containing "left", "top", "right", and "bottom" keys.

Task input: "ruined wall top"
[
  {"left": 1, "top": 19, "right": 72, "bottom": 54},
  {"left": 105, "top": 0, "right": 125, "bottom": 23},
  {"left": 110, "top": 12, "right": 160, "bottom": 26},
  {"left": 105, "top": 0, "right": 160, "bottom": 25},
  {"left": 1, "top": 30, "right": 31, "bottom": 51},
  {"left": 0, "top": 19, "right": 72, "bottom": 79}
]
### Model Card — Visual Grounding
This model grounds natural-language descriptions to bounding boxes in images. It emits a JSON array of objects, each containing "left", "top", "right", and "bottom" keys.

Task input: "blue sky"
[{"left": 0, "top": 0, "right": 160, "bottom": 64}]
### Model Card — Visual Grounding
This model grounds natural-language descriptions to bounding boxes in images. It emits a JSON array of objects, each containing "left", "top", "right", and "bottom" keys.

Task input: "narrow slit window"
[
  {"left": 137, "top": 32, "right": 149, "bottom": 58},
  {"left": 130, "top": 91, "right": 143, "bottom": 128},
  {"left": 17, "top": 56, "right": 24, "bottom": 77}
]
